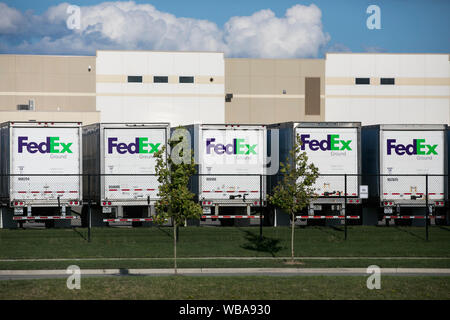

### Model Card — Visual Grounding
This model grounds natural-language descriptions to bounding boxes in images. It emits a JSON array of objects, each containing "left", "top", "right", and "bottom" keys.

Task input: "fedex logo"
[
  {"left": 108, "top": 137, "right": 161, "bottom": 154},
  {"left": 386, "top": 139, "right": 438, "bottom": 156},
  {"left": 300, "top": 134, "right": 352, "bottom": 151},
  {"left": 18, "top": 136, "right": 73, "bottom": 154},
  {"left": 206, "top": 138, "right": 257, "bottom": 155}
]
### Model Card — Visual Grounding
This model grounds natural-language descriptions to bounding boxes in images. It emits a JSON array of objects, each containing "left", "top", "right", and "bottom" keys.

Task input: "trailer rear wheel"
[
  {"left": 44, "top": 220, "right": 55, "bottom": 228},
  {"left": 219, "top": 218, "right": 235, "bottom": 226},
  {"left": 306, "top": 219, "right": 326, "bottom": 226},
  {"left": 132, "top": 222, "right": 143, "bottom": 227},
  {"left": 394, "top": 219, "right": 412, "bottom": 226}
]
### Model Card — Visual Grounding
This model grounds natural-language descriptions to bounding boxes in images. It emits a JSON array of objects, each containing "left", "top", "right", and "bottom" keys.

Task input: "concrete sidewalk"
[
  {"left": 1, "top": 256, "right": 449, "bottom": 262},
  {"left": 1, "top": 267, "right": 450, "bottom": 279}
]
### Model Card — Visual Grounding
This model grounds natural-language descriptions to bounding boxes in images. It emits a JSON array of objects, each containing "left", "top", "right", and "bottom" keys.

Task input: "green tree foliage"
[
  {"left": 268, "top": 134, "right": 319, "bottom": 261},
  {"left": 153, "top": 127, "right": 203, "bottom": 273}
]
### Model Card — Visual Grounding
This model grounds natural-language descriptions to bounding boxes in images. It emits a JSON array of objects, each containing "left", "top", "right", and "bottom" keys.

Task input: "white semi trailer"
[
  {"left": 362, "top": 124, "right": 447, "bottom": 225},
  {"left": 82, "top": 123, "right": 169, "bottom": 226},
  {"left": 0, "top": 121, "right": 83, "bottom": 228},
  {"left": 269, "top": 122, "right": 362, "bottom": 225},
  {"left": 185, "top": 124, "right": 267, "bottom": 226}
]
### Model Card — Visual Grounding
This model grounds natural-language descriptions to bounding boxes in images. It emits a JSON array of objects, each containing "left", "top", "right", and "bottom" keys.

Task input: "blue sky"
[{"left": 1, "top": 0, "right": 449, "bottom": 57}]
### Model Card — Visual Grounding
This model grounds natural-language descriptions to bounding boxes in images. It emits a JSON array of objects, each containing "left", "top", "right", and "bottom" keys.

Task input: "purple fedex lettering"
[
  {"left": 206, "top": 138, "right": 257, "bottom": 155},
  {"left": 18, "top": 136, "right": 28, "bottom": 153},
  {"left": 18, "top": 136, "right": 50, "bottom": 153},
  {"left": 386, "top": 139, "right": 437, "bottom": 156},
  {"left": 206, "top": 138, "right": 216, "bottom": 154},
  {"left": 107, "top": 137, "right": 161, "bottom": 154},
  {"left": 108, "top": 138, "right": 126, "bottom": 154},
  {"left": 300, "top": 134, "right": 348, "bottom": 151},
  {"left": 387, "top": 139, "right": 416, "bottom": 156},
  {"left": 17, "top": 136, "right": 72, "bottom": 153},
  {"left": 386, "top": 139, "right": 396, "bottom": 155}
]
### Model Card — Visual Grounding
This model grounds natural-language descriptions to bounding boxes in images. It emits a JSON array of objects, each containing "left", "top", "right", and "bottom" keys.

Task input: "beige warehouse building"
[
  {"left": 0, "top": 54, "right": 99, "bottom": 124},
  {"left": 0, "top": 52, "right": 448, "bottom": 125}
]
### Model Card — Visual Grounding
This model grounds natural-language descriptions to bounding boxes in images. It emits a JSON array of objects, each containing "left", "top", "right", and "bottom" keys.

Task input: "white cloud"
[
  {"left": 0, "top": 3, "right": 25, "bottom": 34},
  {"left": 224, "top": 4, "right": 329, "bottom": 58},
  {"left": 0, "top": 1, "right": 330, "bottom": 58}
]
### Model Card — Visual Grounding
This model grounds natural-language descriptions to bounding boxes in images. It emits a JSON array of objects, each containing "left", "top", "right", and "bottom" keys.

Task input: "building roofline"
[
  {"left": 95, "top": 50, "right": 225, "bottom": 56},
  {"left": 326, "top": 52, "right": 450, "bottom": 56},
  {"left": 224, "top": 57, "right": 324, "bottom": 61},
  {"left": 0, "top": 53, "right": 94, "bottom": 58}
]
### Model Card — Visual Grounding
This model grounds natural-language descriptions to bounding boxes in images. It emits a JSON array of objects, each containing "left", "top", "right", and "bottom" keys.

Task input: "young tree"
[
  {"left": 153, "top": 127, "right": 203, "bottom": 274},
  {"left": 268, "top": 134, "right": 319, "bottom": 262}
]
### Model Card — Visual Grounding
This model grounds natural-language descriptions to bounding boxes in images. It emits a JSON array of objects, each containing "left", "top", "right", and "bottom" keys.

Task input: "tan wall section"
[
  {"left": 225, "top": 58, "right": 325, "bottom": 124},
  {"left": 0, "top": 54, "right": 96, "bottom": 112},
  {"left": 226, "top": 97, "right": 325, "bottom": 124}
]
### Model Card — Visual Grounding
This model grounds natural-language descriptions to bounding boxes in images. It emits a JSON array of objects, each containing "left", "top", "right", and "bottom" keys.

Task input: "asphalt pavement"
[{"left": 1, "top": 267, "right": 450, "bottom": 280}]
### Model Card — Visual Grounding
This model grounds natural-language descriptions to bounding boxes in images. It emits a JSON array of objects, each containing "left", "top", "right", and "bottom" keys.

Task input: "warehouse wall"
[
  {"left": 96, "top": 50, "right": 225, "bottom": 126},
  {"left": 0, "top": 54, "right": 98, "bottom": 124},
  {"left": 325, "top": 53, "right": 450, "bottom": 125},
  {"left": 225, "top": 58, "right": 325, "bottom": 124},
  {"left": 1, "top": 52, "right": 448, "bottom": 127}
]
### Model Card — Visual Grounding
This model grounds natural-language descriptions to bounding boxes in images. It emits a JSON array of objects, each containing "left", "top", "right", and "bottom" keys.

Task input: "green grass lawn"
[
  {"left": 0, "top": 276, "right": 448, "bottom": 300},
  {"left": 1, "top": 226, "right": 449, "bottom": 260},
  {"left": 0, "top": 258, "right": 449, "bottom": 270}
]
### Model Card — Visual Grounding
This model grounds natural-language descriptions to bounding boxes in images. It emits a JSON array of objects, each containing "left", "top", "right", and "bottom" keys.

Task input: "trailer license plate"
[
  {"left": 384, "top": 207, "right": 393, "bottom": 214},
  {"left": 14, "top": 207, "right": 23, "bottom": 215},
  {"left": 203, "top": 207, "right": 211, "bottom": 214},
  {"left": 313, "top": 204, "right": 322, "bottom": 211},
  {"left": 102, "top": 207, "right": 112, "bottom": 213}
]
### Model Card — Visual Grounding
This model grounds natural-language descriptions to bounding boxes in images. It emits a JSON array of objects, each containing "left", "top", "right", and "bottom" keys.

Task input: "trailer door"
[
  {"left": 295, "top": 127, "right": 359, "bottom": 197},
  {"left": 380, "top": 130, "right": 445, "bottom": 202},
  {"left": 199, "top": 128, "right": 265, "bottom": 201},
  {"left": 103, "top": 127, "right": 166, "bottom": 203},
  {"left": 11, "top": 126, "right": 81, "bottom": 202}
]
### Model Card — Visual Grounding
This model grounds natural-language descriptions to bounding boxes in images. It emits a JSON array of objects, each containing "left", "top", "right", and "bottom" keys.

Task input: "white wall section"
[
  {"left": 325, "top": 54, "right": 450, "bottom": 125},
  {"left": 96, "top": 51, "right": 225, "bottom": 126}
]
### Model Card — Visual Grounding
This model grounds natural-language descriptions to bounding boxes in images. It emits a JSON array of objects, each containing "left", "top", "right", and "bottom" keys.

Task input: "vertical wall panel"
[{"left": 305, "top": 77, "right": 320, "bottom": 115}]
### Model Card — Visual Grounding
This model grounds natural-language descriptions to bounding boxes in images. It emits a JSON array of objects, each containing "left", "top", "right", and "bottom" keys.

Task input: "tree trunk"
[
  {"left": 173, "top": 221, "right": 177, "bottom": 275},
  {"left": 291, "top": 212, "right": 295, "bottom": 262}
]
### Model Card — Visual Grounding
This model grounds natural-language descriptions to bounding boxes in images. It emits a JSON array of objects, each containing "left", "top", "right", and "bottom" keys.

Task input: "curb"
[{"left": 1, "top": 268, "right": 450, "bottom": 276}]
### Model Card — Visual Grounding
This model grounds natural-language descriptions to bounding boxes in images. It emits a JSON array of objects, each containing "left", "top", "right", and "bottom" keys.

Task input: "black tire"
[
  {"left": 307, "top": 219, "right": 326, "bottom": 226},
  {"left": 44, "top": 220, "right": 55, "bottom": 228},
  {"left": 219, "top": 218, "right": 235, "bottom": 226},
  {"left": 80, "top": 205, "right": 89, "bottom": 228},
  {"left": 347, "top": 218, "right": 362, "bottom": 226},
  {"left": 394, "top": 219, "right": 412, "bottom": 226}
]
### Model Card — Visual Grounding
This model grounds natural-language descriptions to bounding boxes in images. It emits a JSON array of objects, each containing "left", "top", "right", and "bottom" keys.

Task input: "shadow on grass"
[
  {"left": 311, "top": 226, "right": 344, "bottom": 242},
  {"left": 394, "top": 226, "right": 425, "bottom": 241},
  {"left": 72, "top": 227, "right": 88, "bottom": 241},
  {"left": 437, "top": 226, "right": 450, "bottom": 232},
  {"left": 239, "top": 229, "right": 283, "bottom": 257},
  {"left": 155, "top": 226, "right": 173, "bottom": 239}
]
